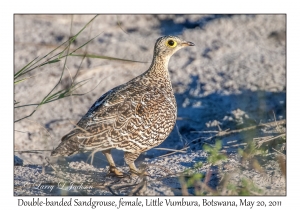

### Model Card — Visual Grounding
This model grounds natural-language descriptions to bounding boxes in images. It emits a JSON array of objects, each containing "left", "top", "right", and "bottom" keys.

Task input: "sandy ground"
[{"left": 14, "top": 14, "right": 286, "bottom": 195}]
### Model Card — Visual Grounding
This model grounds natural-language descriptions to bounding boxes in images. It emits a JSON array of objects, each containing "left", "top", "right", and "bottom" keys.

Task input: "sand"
[{"left": 14, "top": 14, "right": 286, "bottom": 195}]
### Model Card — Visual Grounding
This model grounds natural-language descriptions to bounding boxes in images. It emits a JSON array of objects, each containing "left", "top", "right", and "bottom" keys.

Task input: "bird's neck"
[{"left": 146, "top": 54, "right": 171, "bottom": 80}]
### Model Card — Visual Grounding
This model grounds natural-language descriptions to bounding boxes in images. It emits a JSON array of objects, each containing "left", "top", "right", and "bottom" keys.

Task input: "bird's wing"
[
  {"left": 61, "top": 81, "right": 176, "bottom": 151},
  {"left": 76, "top": 83, "right": 132, "bottom": 129}
]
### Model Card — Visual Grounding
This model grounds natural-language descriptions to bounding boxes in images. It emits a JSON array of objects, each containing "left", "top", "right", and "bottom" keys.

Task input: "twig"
[
  {"left": 14, "top": 130, "right": 28, "bottom": 133},
  {"left": 176, "top": 123, "right": 187, "bottom": 145},
  {"left": 154, "top": 147, "right": 187, "bottom": 153},
  {"left": 256, "top": 133, "right": 286, "bottom": 148},
  {"left": 216, "top": 120, "right": 285, "bottom": 137},
  {"left": 14, "top": 149, "right": 53, "bottom": 154},
  {"left": 249, "top": 190, "right": 263, "bottom": 196},
  {"left": 272, "top": 110, "right": 284, "bottom": 134},
  {"left": 198, "top": 181, "right": 218, "bottom": 195},
  {"left": 156, "top": 146, "right": 189, "bottom": 158},
  {"left": 116, "top": 16, "right": 129, "bottom": 35},
  {"left": 128, "top": 177, "right": 146, "bottom": 196},
  {"left": 107, "top": 185, "right": 120, "bottom": 196},
  {"left": 191, "top": 130, "right": 219, "bottom": 133},
  {"left": 179, "top": 175, "right": 189, "bottom": 196},
  {"left": 45, "top": 157, "right": 59, "bottom": 173},
  {"left": 272, "top": 147, "right": 286, "bottom": 158}
]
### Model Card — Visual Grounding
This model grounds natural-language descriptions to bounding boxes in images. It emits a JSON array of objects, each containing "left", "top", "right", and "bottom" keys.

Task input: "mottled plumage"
[{"left": 51, "top": 36, "right": 194, "bottom": 176}]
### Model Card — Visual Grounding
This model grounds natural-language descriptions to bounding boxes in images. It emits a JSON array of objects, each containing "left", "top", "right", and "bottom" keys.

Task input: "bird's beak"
[{"left": 182, "top": 41, "right": 195, "bottom": 47}]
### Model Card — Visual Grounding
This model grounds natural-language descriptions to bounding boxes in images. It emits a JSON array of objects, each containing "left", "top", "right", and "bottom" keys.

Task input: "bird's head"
[{"left": 153, "top": 35, "right": 195, "bottom": 58}]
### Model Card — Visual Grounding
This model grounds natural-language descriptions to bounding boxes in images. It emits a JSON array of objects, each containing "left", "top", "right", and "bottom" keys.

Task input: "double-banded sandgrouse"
[{"left": 51, "top": 35, "right": 195, "bottom": 176}]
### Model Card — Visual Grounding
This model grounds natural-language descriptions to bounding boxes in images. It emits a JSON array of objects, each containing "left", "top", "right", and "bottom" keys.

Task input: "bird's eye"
[
  {"left": 168, "top": 40, "right": 174, "bottom": 46},
  {"left": 166, "top": 39, "right": 177, "bottom": 48}
]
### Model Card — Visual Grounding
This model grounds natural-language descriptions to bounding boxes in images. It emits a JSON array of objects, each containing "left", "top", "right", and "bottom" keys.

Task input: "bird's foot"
[{"left": 108, "top": 166, "right": 124, "bottom": 178}]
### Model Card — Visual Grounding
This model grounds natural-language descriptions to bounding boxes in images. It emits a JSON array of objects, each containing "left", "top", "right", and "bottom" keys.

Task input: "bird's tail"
[{"left": 51, "top": 130, "right": 81, "bottom": 157}]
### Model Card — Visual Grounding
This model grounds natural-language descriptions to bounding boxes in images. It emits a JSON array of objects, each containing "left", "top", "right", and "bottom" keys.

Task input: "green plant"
[
  {"left": 203, "top": 140, "right": 227, "bottom": 165},
  {"left": 14, "top": 15, "right": 144, "bottom": 123},
  {"left": 180, "top": 137, "right": 272, "bottom": 195}
]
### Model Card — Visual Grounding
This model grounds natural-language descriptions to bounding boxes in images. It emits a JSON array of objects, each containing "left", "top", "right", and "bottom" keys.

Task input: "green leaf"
[
  {"left": 41, "top": 58, "right": 61, "bottom": 66},
  {"left": 14, "top": 56, "right": 39, "bottom": 79},
  {"left": 70, "top": 53, "right": 147, "bottom": 63},
  {"left": 14, "top": 78, "right": 28, "bottom": 85}
]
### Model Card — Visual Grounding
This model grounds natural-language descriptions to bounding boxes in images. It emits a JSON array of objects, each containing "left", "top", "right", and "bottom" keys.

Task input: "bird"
[{"left": 51, "top": 35, "right": 195, "bottom": 177}]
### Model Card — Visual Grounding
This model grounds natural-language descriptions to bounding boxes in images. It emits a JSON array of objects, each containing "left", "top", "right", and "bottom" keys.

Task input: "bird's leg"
[
  {"left": 124, "top": 152, "right": 147, "bottom": 176},
  {"left": 102, "top": 149, "right": 123, "bottom": 177}
]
